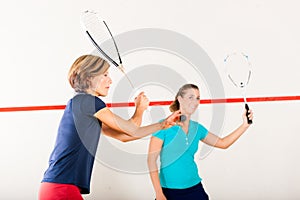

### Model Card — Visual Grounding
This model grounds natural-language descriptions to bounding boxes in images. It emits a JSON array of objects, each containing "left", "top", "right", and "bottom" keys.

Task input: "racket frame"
[
  {"left": 81, "top": 10, "right": 125, "bottom": 73},
  {"left": 224, "top": 52, "right": 253, "bottom": 124}
]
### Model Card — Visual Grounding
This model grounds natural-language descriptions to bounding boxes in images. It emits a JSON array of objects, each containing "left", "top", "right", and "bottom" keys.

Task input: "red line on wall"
[
  {"left": 0, "top": 96, "right": 299, "bottom": 112},
  {"left": 0, "top": 105, "right": 67, "bottom": 112}
]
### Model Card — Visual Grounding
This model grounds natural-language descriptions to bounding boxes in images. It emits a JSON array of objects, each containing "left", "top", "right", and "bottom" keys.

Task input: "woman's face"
[
  {"left": 178, "top": 88, "right": 200, "bottom": 115},
  {"left": 90, "top": 69, "right": 112, "bottom": 96}
]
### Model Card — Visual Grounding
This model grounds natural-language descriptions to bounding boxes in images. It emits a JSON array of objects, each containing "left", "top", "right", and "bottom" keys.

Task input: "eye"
[{"left": 196, "top": 97, "right": 200, "bottom": 100}]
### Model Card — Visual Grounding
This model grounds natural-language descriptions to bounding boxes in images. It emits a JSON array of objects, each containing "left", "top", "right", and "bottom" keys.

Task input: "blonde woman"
[
  {"left": 148, "top": 84, "right": 253, "bottom": 200},
  {"left": 39, "top": 55, "right": 180, "bottom": 200}
]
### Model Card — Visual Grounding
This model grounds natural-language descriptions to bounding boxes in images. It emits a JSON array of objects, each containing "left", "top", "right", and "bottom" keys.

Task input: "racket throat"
[
  {"left": 243, "top": 96, "right": 248, "bottom": 104},
  {"left": 117, "top": 64, "right": 125, "bottom": 74},
  {"left": 241, "top": 89, "right": 248, "bottom": 104},
  {"left": 117, "top": 64, "right": 135, "bottom": 89}
]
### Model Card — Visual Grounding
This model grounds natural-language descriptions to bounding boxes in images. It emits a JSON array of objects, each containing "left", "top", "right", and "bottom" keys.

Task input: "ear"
[{"left": 177, "top": 96, "right": 183, "bottom": 104}]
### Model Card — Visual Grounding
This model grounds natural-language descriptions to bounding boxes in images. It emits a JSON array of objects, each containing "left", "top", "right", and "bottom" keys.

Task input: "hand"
[
  {"left": 156, "top": 192, "right": 167, "bottom": 200},
  {"left": 134, "top": 92, "right": 149, "bottom": 112},
  {"left": 174, "top": 114, "right": 186, "bottom": 127},
  {"left": 161, "top": 110, "right": 181, "bottom": 129},
  {"left": 243, "top": 108, "right": 253, "bottom": 127}
]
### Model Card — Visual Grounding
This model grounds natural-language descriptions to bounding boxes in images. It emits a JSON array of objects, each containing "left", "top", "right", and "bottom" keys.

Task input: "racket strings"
[
  {"left": 103, "top": 21, "right": 122, "bottom": 64},
  {"left": 224, "top": 53, "right": 251, "bottom": 89},
  {"left": 81, "top": 11, "right": 120, "bottom": 65}
]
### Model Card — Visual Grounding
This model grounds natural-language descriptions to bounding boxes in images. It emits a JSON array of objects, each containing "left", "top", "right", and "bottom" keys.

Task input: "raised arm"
[
  {"left": 128, "top": 92, "right": 149, "bottom": 127},
  {"left": 100, "top": 92, "right": 148, "bottom": 142},
  {"left": 202, "top": 109, "right": 253, "bottom": 149}
]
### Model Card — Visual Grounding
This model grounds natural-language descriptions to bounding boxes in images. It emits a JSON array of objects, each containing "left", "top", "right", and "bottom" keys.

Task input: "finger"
[
  {"left": 172, "top": 111, "right": 182, "bottom": 121},
  {"left": 170, "top": 111, "right": 179, "bottom": 118},
  {"left": 176, "top": 121, "right": 183, "bottom": 126},
  {"left": 170, "top": 121, "right": 176, "bottom": 125},
  {"left": 248, "top": 110, "right": 253, "bottom": 116},
  {"left": 243, "top": 109, "right": 249, "bottom": 118},
  {"left": 138, "top": 91, "right": 145, "bottom": 96},
  {"left": 140, "top": 97, "right": 149, "bottom": 105},
  {"left": 248, "top": 113, "right": 253, "bottom": 119},
  {"left": 174, "top": 110, "right": 181, "bottom": 115}
]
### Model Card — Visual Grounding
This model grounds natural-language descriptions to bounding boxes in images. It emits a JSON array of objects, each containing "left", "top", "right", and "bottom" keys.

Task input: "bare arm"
[
  {"left": 202, "top": 109, "right": 253, "bottom": 149},
  {"left": 99, "top": 92, "right": 149, "bottom": 142},
  {"left": 95, "top": 92, "right": 180, "bottom": 141},
  {"left": 101, "top": 123, "right": 137, "bottom": 142},
  {"left": 96, "top": 108, "right": 179, "bottom": 138},
  {"left": 100, "top": 103, "right": 155, "bottom": 142},
  {"left": 128, "top": 92, "right": 148, "bottom": 127},
  {"left": 148, "top": 136, "right": 166, "bottom": 200}
]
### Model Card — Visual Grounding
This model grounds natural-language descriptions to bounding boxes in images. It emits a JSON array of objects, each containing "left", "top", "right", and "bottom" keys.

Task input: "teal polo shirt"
[{"left": 153, "top": 120, "right": 208, "bottom": 189}]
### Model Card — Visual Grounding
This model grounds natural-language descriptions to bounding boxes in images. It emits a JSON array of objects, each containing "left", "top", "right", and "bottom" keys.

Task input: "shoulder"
[
  {"left": 190, "top": 120, "right": 208, "bottom": 136},
  {"left": 152, "top": 124, "right": 180, "bottom": 140},
  {"left": 190, "top": 120, "right": 206, "bottom": 129},
  {"left": 73, "top": 93, "right": 103, "bottom": 102},
  {"left": 72, "top": 93, "right": 106, "bottom": 114}
]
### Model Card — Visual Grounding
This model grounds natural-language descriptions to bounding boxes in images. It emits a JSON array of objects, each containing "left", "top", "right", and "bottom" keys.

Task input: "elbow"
[
  {"left": 147, "top": 156, "right": 152, "bottom": 165},
  {"left": 218, "top": 139, "right": 231, "bottom": 149},
  {"left": 220, "top": 144, "right": 230, "bottom": 149},
  {"left": 124, "top": 129, "right": 138, "bottom": 138},
  {"left": 147, "top": 160, "right": 155, "bottom": 172},
  {"left": 120, "top": 138, "right": 130, "bottom": 143},
  {"left": 120, "top": 135, "right": 141, "bottom": 143},
  {"left": 147, "top": 156, "right": 157, "bottom": 170},
  {"left": 119, "top": 136, "right": 136, "bottom": 143}
]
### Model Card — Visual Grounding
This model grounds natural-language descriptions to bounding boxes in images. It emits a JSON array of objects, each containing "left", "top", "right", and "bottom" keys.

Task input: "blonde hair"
[
  {"left": 169, "top": 84, "right": 199, "bottom": 112},
  {"left": 68, "top": 55, "right": 110, "bottom": 93}
]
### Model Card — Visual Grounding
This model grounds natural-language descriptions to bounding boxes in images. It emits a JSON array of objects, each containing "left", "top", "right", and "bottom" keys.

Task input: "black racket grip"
[
  {"left": 180, "top": 115, "right": 186, "bottom": 122},
  {"left": 245, "top": 103, "right": 253, "bottom": 124}
]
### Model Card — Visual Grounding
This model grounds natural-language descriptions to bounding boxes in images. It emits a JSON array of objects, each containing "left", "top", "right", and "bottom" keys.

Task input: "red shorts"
[{"left": 38, "top": 182, "right": 83, "bottom": 200}]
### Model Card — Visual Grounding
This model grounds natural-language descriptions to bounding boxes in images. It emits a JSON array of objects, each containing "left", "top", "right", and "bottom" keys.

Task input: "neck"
[
  {"left": 86, "top": 89, "right": 98, "bottom": 96},
  {"left": 180, "top": 114, "right": 190, "bottom": 134}
]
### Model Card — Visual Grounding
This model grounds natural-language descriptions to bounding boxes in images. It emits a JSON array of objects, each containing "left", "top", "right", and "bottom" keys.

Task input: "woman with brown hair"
[
  {"left": 148, "top": 83, "right": 253, "bottom": 200},
  {"left": 39, "top": 55, "right": 180, "bottom": 200}
]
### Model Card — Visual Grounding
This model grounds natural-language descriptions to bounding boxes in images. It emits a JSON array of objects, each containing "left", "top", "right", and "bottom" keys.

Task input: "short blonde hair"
[
  {"left": 68, "top": 55, "right": 110, "bottom": 92},
  {"left": 169, "top": 84, "right": 199, "bottom": 112}
]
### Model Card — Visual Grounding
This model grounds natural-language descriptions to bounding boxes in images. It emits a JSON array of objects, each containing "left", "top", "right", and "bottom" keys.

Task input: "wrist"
[
  {"left": 155, "top": 188, "right": 164, "bottom": 195},
  {"left": 133, "top": 108, "right": 144, "bottom": 118},
  {"left": 159, "top": 120, "right": 166, "bottom": 129},
  {"left": 130, "top": 108, "right": 144, "bottom": 126},
  {"left": 241, "top": 123, "right": 250, "bottom": 129},
  {"left": 135, "top": 106, "right": 146, "bottom": 114}
]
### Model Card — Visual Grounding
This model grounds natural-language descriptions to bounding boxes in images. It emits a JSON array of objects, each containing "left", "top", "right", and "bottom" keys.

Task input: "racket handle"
[
  {"left": 245, "top": 103, "right": 253, "bottom": 124},
  {"left": 180, "top": 115, "right": 186, "bottom": 122}
]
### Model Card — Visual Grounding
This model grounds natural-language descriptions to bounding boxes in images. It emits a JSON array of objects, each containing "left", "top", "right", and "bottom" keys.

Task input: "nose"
[
  {"left": 192, "top": 98, "right": 199, "bottom": 103},
  {"left": 192, "top": 98, "right": 200, "bottom": 106}
]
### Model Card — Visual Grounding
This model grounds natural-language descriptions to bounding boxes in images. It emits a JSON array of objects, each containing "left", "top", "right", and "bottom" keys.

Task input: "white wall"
[{"left": 0, "top": 0, "right": 299, "bottom": 199}]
